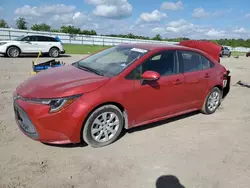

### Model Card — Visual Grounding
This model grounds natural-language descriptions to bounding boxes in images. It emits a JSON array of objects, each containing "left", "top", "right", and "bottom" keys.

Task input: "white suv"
[{"left": 0, "top": 35, "right": 65, "bottom": 58}]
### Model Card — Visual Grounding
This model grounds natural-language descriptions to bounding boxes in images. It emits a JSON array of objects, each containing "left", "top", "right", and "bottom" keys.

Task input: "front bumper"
[
  {"left": 60, "top": 50, "right": 66, "bottom": 54},
  {"left": 0, "top": 45, "right": 7, "bottom": 54},
  {"left": 13, "top": 96, "right": 88, "bottom": 144},
  {"left": 14, "top": 101, "right": 39, "bottom": 140}
]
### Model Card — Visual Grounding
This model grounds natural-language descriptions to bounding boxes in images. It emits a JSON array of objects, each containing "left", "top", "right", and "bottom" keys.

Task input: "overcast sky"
[{"left": 0, "top": 0, "right": 250, "bottom": 39}]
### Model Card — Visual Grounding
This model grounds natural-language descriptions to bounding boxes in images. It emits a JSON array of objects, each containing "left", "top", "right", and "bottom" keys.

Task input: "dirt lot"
[{"left": 1, "top": 54, "right": 250, "bottom": 188}]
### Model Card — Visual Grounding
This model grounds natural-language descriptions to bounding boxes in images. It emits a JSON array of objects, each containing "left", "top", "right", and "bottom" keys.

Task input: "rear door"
[
  {"left": 29, "top": 36, "right": 41, "bottom": 52},
  {"left": 178, "top": 50, "right": 209, "bottom": 110},
  {"left": 35, "top": 36, "right": 52, "bottom": 52},
  {"left": 200, "top": 54, "right": 217, "bottom": 97}
]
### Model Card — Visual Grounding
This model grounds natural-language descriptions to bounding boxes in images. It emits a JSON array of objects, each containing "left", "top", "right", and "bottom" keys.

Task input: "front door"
[
  {"left": 19, "top": 36, "right": 34, "bottom": 53},
  {"left": 128, "top": 50, "right": 187, "bottom": 126},
  {"left": 29, "top": 36, "right": 43, "bottom": 52},
  {"left": 20, "top": 36, "right": 40, "bottom": 53}
]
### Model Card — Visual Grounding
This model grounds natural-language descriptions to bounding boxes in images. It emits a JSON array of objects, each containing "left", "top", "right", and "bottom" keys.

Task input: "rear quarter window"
[{"left": 200, "top": 55, "right": 215, "bottom": 69}]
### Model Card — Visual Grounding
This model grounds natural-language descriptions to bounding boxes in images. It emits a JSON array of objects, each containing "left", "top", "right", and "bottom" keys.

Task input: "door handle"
[
  {"left": 173, "top": 79, "right": 183, "bottom": 85},
  {"left": 190, "top": 80, "right": 199, "bottom": 83},
  {"left": 204, "top": 73, "right": 210, "bottom": 78}
]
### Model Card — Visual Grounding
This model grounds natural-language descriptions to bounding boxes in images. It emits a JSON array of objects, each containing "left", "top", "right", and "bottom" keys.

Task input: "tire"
[
  {"left": 49, "top": 47, "right": 59, "bottom": 58},
  {"left": 200, "top": 87, "right": 222, "bottom": 115},
  {"left": 7, "top": 46, "right": 20, "bottom": 58},
  {"left": 228, "top": 52, "right": 231, "bottom": 57},
  {"left": 83, "top": 105, "right": 124, "bottom": 148}
]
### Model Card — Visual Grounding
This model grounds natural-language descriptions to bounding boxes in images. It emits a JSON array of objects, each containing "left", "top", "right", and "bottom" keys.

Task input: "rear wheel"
[
  {"left": 7, "top": 46, "right": 20, "bottom": 58},
  {"left": 201, "top": 87, "right": 222, "bottom": 114},
  {"left": 82, "top": 105, "right": 124, "bottom": 148},
  {"left": 228, "top": 52, "right": 231, "bottom": 57},
  {"left": 49, "top": 47, "right": 59, "bottom": 58}
]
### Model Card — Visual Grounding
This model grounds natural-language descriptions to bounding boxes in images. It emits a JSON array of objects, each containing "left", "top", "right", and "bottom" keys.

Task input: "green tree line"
[{"left": 1, "top": 17, "right": 250, "bottom": 48}]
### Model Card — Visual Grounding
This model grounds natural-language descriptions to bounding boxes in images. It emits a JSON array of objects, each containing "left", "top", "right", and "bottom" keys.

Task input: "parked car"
[
  {"left": 246, "top": 51, "right": 250, "bottom": 57},
  {"left": 0, "top": 35, "right": 65, "bottom": 58},
  {"left": 13, "top": 42, "right": 231, "bottom": 148},
  {"left": 220, "top": 46, "right": 231, "bottom": 57}
]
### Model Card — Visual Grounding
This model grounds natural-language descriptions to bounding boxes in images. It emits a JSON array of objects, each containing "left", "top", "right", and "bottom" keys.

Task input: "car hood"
[
  {"left": 179, "top": 40, "right": 221, "bottom": 62},
  {"left": 16, "top": 64, "right": 110, "bottom": 98}
]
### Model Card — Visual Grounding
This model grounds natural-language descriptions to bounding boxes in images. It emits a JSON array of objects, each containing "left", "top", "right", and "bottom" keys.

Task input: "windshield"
[
  {"left": 14, "top": 35, "right": 25, "bottom": 41},
  {"left": 74, "top": 46, "right": 149, "bottom": 77}
]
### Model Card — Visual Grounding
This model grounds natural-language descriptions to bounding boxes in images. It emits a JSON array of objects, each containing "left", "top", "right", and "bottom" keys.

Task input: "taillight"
[{"left": 223, "top": 70, "right": 230, "bottom": 79}]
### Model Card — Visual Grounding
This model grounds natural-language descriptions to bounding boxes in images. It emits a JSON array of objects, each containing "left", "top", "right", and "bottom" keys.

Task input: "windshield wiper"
[{"left": 75, "top": 62, "right": 104, "bottom": 76}]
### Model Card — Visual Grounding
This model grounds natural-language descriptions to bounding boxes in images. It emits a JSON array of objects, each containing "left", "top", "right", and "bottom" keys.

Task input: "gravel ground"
[{"left": 0, "top": 54, "right": 250, "bottom": 188}]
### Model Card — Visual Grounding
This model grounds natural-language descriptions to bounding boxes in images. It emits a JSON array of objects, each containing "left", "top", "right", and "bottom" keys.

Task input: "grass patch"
[
  {"left": 63, "top": 44, "right": 112, "bottom": 54},
  {"left": 231, "top": 51, "right": 247, "bottom": 56}
]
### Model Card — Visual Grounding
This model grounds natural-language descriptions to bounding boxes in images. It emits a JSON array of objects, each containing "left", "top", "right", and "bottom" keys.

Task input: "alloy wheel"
[
  {"left": 91, "top": 112, "right": 120, "bottom": 143},
  {"left": 207, "top": 91, "right": 220, "bottom": 112}
]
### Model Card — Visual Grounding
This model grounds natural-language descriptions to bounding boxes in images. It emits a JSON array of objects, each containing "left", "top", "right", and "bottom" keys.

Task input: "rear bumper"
[{"left": 222, "top": 70, "right": 231, "bottom": 99}]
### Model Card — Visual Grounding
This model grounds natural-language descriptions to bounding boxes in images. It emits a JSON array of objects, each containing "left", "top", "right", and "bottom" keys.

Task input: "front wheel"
[
  {"left": 201, "top": 87, "right": 222, "bottom": 114},
  {"left": 49, "top": 47, "right": 59, "bottom": 58},
  {"left": 82, "top": 105, "right": 124, "bottom": 148},
  {"left": 7, "top": 46, "right": 20, "bottom": 58}
]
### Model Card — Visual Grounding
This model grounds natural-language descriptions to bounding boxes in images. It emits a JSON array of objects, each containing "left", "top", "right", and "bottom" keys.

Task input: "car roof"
[
  {"left": 120, "top": 43, "right": 204, "bottom": 53},
  {"left": 25, "top": 34, "right": 55, "bottom": 38}
]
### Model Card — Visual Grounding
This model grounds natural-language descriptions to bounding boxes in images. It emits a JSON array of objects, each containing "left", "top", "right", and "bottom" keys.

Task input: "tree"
[
  {"left": 80, "top": 29, "right": 97, "bottom": 35},
  {"left": 51, "top": 29, "right": 60, "bottom": 33},
  {"left": 89, "top": 30, "right": 97, "bottom": 35},
  {"left": 152, "top": 34, "right": 162, "bottom": 41},
  {"left": 31, "top": 23, "right": 51, "bottom": 31},
  {"left": 16, "top": 17, "right": 27, "bottom": 30},
  {"left": 60, "top": 25, "right": 81, "bottom": 34},
  {"left": 0, "top": 19, "right": 8, "bottom": 28}
]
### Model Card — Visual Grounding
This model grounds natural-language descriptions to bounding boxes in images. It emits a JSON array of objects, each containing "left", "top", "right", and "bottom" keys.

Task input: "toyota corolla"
[{"left": 13, "top": 42, "right": 231, "bottom": 148}]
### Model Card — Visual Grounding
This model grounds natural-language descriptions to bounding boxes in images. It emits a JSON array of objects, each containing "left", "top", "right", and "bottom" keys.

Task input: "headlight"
[
  {"left": 26, "top": 94, "right": 82, "bottom": 113},
  {"left": 0, "top": 42, "right": 7, "bottom": 46}
]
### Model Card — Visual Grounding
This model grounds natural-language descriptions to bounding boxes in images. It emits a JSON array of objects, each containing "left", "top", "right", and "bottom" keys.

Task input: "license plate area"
[{"left": 14, "top": 102, "right": 36, "bottom": 134}]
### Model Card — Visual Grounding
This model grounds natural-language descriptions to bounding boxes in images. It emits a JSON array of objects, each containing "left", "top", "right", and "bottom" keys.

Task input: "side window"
[
  {"left": 126, "top": 50, "right": 178, "bottom": 80},
  {"left": 37, "top": 36, "right": 47, "bottom": 42},
  {"left": 21, "top": 36, "right": 30, "bottom": 41},
  {"left": 48, "top": 37, "right": 58, "bottom": 42},
  {"left": 151, "top": 54, "right": 161, "bottom": 60},
  {"left": 200, "top": 55, "right": 214, "bottom": 69},
  {"left": 29, "top": 36, "right": 38, "bottom": 41},
  {"left": 181, "top": 51, "right": 202, "bottom": 73},
  {"left": 142, "top": 50, "right": 178, "bottom": 76},
  {"left": 126, "top": 65, "right": 141, "bottom": 80}
]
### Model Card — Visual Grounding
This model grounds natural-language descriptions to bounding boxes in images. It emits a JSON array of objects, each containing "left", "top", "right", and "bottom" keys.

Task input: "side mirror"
[{"left": 141, "top": 71, "right": 160, "bottom": 81}]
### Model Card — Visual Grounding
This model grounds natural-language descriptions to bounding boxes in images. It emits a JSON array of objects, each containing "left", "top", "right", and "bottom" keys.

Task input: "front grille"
[{"left": 14, "top": 101, "right": 39, "bottom": 139}]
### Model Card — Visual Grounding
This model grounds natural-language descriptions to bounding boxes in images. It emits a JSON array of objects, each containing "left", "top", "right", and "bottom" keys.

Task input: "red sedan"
[
  {"left": 246, "top": 52, "right": 250, "bottom": 57},
  {"left": 13, "top": 42, "right": 231, "bottom": 148}
]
